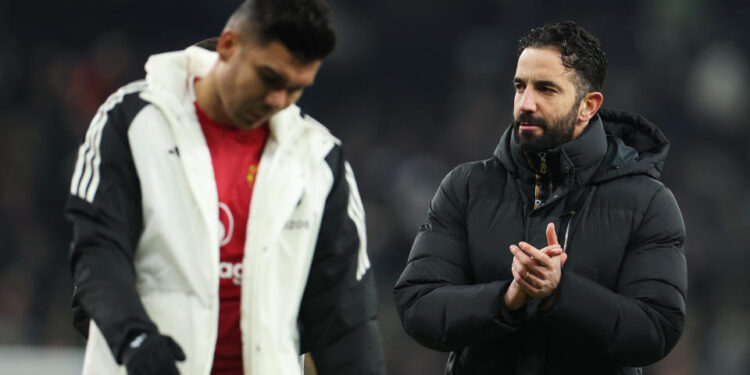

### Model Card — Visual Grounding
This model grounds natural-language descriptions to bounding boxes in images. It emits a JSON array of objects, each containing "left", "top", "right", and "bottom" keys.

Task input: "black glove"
[{"left": 121, "top": 332, "right": 186, "bottom": 375}]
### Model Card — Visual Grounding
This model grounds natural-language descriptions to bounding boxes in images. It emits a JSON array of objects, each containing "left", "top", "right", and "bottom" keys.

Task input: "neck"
[
  {"left": 572, "top": 119, "right": 590, "bottom": 141},
  {"left": 522, "top": 119, "right": 591, "bottom": 170},
  {"left": 194, "top": 72, "right": 233, "bottom": 126}
]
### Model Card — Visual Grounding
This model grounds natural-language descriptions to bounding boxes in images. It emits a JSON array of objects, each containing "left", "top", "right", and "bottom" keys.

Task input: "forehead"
[
  {"left": 241, "top": 40, "right": 322, "bottom": 85},
  {"left": 515, "top": 47, "right": 575, "bottom": 85}
]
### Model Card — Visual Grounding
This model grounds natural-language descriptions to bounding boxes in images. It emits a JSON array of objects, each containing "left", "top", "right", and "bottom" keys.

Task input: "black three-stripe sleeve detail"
[
  {"left": 66, "top": 91, "right": 158, "bottom": 363},
  {"left": 298, "top": 145, "right": 385, "bottom": 374}
]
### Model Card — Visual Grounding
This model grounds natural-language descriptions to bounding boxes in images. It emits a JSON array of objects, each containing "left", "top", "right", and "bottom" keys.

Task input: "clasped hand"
[{"left": 504, "top": 223, "right": 567, "bottom": 310}]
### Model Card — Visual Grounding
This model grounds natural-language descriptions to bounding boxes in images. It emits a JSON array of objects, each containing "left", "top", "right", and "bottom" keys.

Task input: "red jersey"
[{"left": 195, "top": 101, "right": 269, "bottom": 374}]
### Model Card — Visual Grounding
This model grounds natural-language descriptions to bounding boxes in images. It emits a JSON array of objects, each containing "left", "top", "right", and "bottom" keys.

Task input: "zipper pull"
[{"left": 538, "top": 152, "right": 547, "bottom": 174}]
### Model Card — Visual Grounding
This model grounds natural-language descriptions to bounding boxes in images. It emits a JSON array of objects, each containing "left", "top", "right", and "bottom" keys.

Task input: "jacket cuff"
[
  {"left": 538, "top": 270, "right": 567, "bottom": 317},
  {"left": 497, "top": 281, "right": 526, "bottom": 326},
  {"left": 539, "top": 270, "right": 566, "bottom": 313}
]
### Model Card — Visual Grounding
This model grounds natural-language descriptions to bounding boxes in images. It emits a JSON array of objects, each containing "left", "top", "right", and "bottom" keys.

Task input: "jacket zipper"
[
  {"left": 562, "top": 210, "right": 575, "bottom": 252},
  {"left": 530, "top": 153, "right": 577, "bottom": 253},
  {"left": 245, "top": 140, "right": 281, "bottom": 373},
  {"left": 533, "top": 153, "right": 547, "bottom": 210}
]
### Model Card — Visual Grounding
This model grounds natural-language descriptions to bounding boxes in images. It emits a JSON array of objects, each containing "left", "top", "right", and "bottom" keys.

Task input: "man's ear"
[
  {"left": 578, "top": 91, "right": 603, "bottom": 123},
  {"left": 216, "top": 30, "right": 240, "bottom": 62}
]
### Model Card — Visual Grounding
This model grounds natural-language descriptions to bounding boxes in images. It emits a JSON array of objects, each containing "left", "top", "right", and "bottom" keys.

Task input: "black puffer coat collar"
[{"left": 493, "top": 109, "right": 670, "bottom": 187}]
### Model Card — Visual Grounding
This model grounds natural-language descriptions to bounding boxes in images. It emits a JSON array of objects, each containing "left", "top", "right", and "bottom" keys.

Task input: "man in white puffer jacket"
[{"left": 66, "top": 1, "right": 385, "bottom": 374}]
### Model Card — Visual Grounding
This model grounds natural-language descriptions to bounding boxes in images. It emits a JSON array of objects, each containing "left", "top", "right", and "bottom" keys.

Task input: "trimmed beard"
[{"left": 512, "top": 103, "right": 578, "bottom": 155}]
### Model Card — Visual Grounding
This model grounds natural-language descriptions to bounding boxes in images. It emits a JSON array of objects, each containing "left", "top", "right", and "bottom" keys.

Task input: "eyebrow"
[
  {"left": 536, "top": 80, "right": 563, "bottom": 91},
  {"left": 513, "top": 77, "right": 564, "bottom": 91},
  {"left": 258, "top": 65, "right": 312, "bottom": 90},
  {"left": 258, "top": 66, "right": 287, "bottom": 85}
]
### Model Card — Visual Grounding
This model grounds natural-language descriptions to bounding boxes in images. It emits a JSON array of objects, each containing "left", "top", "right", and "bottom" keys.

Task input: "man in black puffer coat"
[{"left": 393, "top": 21, "right": 687, "bottom": 375}]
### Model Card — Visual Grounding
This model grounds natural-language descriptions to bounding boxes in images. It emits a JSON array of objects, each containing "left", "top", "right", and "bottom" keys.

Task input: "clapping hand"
[{"left": 509, "top": 223, "right": 567, "bottom": 299}]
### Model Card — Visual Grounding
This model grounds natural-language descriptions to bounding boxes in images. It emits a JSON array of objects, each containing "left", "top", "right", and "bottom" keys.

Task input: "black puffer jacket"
[{"left": 393, "top": 109, "right": 687, "bottom": 374}]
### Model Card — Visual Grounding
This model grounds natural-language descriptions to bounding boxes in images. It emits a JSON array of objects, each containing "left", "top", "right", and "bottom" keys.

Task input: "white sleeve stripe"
[
  {"left": 76, "top": 121, "right": 103, "bottom": 198},
  {"left": 344, "top": 162, "right": 370, "bottom": 281},
  {"left": 347, "top": 195, "right": 364, "bottom": 222},
  {"left": 344, "top": 165, "right": 366, "bottom": 220},
  {"left": 69, "top": 81, "right": 146, "bottom": 203},
  {"left": 70, "top": 108, "right": 103, "bottom": 195},
  {"left": 86, "top": 118, "right": 108, "bottom": 202},
  {"left": 81, "top": 110, "right": 108, "bottom": 198},
  {"left": 69, "top": 133, "right": 92, "bottom": 194}
]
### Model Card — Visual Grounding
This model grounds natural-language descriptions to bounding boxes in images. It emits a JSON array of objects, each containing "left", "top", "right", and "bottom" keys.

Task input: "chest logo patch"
[{"left": 218, "top": 202, "right": 234, "bottom": 246}]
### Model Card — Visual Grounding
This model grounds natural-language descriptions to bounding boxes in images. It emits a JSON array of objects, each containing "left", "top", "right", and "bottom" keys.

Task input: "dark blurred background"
[{"left": 1, "top": 0, "right": 749, "bottom": 373}]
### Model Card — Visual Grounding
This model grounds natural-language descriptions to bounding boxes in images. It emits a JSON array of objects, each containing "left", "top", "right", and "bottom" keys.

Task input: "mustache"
[{"left": 513, "top": 112, "right": 548, "bottom": 130}]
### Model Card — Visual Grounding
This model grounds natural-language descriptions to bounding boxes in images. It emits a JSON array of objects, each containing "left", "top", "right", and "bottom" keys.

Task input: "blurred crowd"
[{"left": 1, "top": 1, "right": 749, "bottom": 374}]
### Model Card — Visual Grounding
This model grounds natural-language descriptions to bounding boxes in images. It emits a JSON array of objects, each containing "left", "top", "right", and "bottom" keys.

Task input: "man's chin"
[
  {"left": 517, "top": 129, "right": 543, "bottom": 143},
  {"left": 231, "top": 114, "right": 267, "bottom": 129},
  {"left": 516, "top": 134, "right": 550, "bottom": 154}
]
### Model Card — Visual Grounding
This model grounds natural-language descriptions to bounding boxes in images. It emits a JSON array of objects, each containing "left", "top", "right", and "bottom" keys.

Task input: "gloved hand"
[{"left": 121, "top": 332, "right": 186, "bottom": 375}]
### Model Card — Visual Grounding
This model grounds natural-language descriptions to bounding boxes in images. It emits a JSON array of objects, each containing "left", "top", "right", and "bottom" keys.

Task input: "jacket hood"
[
  {"left": 593, "top": 109, "right": 670, "bottom": 183},
  {"left": 142, "top": 46, "right": 304, "bottom": 144},
  {"left": 493, "top": 108, "right": 670, "bottom": 185},
  {"left": 144, "top": 46, "right": 217, "bottom": 103}
]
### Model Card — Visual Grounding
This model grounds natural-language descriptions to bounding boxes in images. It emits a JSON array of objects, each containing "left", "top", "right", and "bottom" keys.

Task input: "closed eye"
[
  {"left": 257, "top": 66, "right": 286, "bottom": 90},
  {"left": 257, "top": 66, "right": 310, "bottom": 94},
  {"left": 259, "top": 73, "right": 284, "bottom": 90},
  {"left": 535, "top": 80, "right": 562, "bottom": 94}
]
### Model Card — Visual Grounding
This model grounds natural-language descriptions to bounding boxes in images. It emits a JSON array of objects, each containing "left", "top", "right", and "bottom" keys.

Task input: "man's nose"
[
  {"left": 264, "top": 89, "right": 288, "bottom": 111},
  {"left": 518, "top": 90, "right": 537, "bottom": 112}
]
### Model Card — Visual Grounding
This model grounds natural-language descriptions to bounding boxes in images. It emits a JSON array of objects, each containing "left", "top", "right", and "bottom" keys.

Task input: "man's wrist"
[
  {"left": 540, "top": 288, "right": 560, "bottom": 311},
  {"left": 503, "top": 282, "right": 527, "bottom": 311},
  {"left": 119, "top": 330, "right": 153, "bottom": 364}
]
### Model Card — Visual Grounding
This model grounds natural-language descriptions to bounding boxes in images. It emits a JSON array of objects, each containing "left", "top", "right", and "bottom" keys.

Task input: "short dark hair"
[
  {"left": 518, "top": 21, "right": 607, "bottom": 96},
  {"left": 230, "top": 0, "right": 336, "bottom": 62}
]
